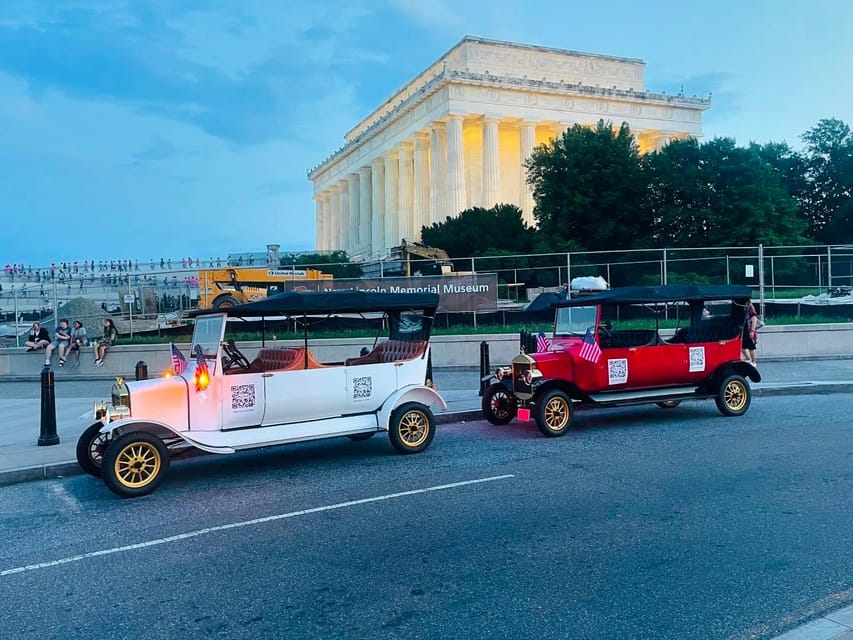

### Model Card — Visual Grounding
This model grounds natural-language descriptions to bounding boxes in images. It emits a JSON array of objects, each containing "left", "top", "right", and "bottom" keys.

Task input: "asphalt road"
[{"left": 1, "top": 394, "right": 852, "bottom": 640}]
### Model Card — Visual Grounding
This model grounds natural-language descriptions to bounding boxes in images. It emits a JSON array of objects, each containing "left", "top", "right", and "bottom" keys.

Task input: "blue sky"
[{"left": 1, "top": 0, "right": 851, "bottom": 267}]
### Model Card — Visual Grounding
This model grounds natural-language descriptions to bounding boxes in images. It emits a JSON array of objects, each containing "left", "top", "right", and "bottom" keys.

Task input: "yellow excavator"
[
  {"left": 390, "top": 240, "right": 454, "bottom": 277},
  {"left": 198, "top": 266, "right": 333, "bottom": 309}
]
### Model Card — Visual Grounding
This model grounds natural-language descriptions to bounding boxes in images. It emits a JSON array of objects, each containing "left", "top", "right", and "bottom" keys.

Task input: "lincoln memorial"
[{"left": 308, "top": 36, "right": 710, "bottom": 256}]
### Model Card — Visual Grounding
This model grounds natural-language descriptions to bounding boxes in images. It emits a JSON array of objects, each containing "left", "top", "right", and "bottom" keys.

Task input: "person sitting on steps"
[
  {"left": 68, "top": 320, "right": 88, "bottom": 367},
  {"left": 94, "top": 318, "right": 118, "bottom": 368},
  {"left": 25, "top": 322, "right": 50, "bottom": 351}
]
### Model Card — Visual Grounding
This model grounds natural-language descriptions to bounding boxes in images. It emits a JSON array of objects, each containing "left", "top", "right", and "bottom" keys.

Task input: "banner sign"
[{"left": 283, "top": 274, "right": 499, "bottom": 313}]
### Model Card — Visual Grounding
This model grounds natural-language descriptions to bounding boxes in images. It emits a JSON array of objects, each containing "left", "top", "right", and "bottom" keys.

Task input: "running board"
[{"left": 588, "top": 387, "right": 701, "bottom": 405}]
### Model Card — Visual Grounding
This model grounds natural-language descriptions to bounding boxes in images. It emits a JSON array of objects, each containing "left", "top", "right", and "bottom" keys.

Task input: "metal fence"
[{"left": 3, "top": 244, "right": 852, "bottom": 342}]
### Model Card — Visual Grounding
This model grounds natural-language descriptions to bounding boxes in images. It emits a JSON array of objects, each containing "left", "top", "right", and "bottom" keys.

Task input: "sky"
[{"left": 0, "top": 0, "right": 851, "bottom": 268}]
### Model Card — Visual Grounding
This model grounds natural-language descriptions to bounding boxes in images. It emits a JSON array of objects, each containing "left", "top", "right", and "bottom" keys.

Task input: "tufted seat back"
[
  {"left": 345, "top": 340, "right": 427, "bottom": 366},
  {"left": 232, "top": 347, "right": 326, "bottom": 374}
]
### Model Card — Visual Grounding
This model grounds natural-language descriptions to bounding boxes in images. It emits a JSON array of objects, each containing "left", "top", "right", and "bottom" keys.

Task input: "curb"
[{"left": 1, "top": 382, "right": 851, "bottom": 490}]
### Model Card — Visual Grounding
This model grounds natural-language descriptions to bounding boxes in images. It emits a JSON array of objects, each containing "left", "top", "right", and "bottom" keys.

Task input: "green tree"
[
  {"left": 280, "top": 251, "right": 363, "bottom": 278},
  {"left": 525, "top": 120, "right": 647, "bottom": 251},
  {"left": 801, "top": 118, "right": 853, "bottom": 242},
  {"left": 420, "top": 203, "right": 537, "bottom": 257},
  {"left": 644, "top": 138, "right": 807, "bottom": 247}
]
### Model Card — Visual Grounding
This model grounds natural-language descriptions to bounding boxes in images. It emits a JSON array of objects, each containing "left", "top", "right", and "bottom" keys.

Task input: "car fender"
[
  {"left": 97, "top": 419, "right": 223, "bottom": 454},
  {"left": 706, "top": 361, "right": 761, "bottom": 391},
  {"left": 378, "top": 385, "right": 446, "bottom": 431},
  {"left": 530, "top": 377, "right": 589, "bottom": 402}
]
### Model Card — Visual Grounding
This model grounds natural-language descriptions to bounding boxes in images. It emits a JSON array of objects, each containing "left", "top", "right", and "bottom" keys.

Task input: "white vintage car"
[{"left": 76, "top": 291, "right": 445, "bottom": 498}]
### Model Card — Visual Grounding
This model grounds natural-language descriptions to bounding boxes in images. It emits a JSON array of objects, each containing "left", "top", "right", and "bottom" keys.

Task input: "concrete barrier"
[{"left": 1, "top": 324, "right": 852, "bottom": 379}]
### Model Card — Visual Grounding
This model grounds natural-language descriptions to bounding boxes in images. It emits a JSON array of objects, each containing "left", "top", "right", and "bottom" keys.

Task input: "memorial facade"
[{"left": 308, "top": 36, "right": 710, "bottom": 256}]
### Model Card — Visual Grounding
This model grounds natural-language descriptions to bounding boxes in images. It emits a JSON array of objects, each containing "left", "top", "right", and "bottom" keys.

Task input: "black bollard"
[
  {"left": 479, "top": 341, "right": 490, "bottom": 397},
  {"left": 135, "top": 360, "right": 148, "bottom": 381},
  {"left": 38, "top": 367, "right": 60, "bottom": 446}
]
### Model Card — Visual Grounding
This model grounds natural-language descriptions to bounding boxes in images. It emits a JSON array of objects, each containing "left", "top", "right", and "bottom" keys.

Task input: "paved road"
[{"left": 2, "top": 394, "right": 852, "bottom": 640}]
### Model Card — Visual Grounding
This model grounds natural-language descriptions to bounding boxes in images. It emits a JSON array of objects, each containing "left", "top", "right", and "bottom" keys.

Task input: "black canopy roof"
[
  {"left": 556, "top": 284, "right": 753, "bottom": 307},
  {"left": 189, "top": 290, "right": 439, "bottom": 317}
]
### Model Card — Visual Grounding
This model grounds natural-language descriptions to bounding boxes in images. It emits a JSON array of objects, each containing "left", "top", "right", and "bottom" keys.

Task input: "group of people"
[{"left": 25, "top": 318, "right": 118, "bottom": 368}]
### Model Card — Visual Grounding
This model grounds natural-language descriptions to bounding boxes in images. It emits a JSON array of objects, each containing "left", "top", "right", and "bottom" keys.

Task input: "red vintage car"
[{"left": 482, "top": 284, "right": 760, "bottom": 436}]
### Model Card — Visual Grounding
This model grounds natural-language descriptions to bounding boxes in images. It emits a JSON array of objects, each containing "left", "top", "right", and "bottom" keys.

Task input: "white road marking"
[
  {"left": 47, "top": 481, "right": 83, "bottom": 512},
  {"left": 1, "top": 474, "right": 515, "bottom": 577}
]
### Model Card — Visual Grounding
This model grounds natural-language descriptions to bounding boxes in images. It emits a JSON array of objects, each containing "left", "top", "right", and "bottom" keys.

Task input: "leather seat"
[{"left": 345, "top": 340, "right": 427, "bottom": 366}]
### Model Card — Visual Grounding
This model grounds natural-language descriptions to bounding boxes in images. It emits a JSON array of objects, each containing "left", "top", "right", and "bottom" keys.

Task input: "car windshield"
[
  {"left": 554, "top": 305, "right": 597, "bottom": 336},
  {"left": 192, "top": 315, "right": 225, "bottom": 357}
]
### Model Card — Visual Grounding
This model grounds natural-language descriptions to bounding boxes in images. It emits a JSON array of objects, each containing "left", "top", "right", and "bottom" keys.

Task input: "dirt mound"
[{"left": 45, "top": 297, "right": 112, "bottom": 339}]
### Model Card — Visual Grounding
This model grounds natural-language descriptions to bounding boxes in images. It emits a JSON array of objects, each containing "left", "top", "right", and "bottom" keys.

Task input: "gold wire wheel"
[
  {"left": 114, "top": 441, "right": 162, "bottom": 489},
  {"left": 398, "top": 409, "right": 429, "bottom": 448},
  {"left": 544, "top": 396, "right": 570, "bottom": 431},
  {"left": 724, "top": 379, "right": 748, "bottom": 412}
]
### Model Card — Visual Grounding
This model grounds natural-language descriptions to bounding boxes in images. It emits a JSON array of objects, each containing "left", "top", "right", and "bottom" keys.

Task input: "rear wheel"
[
  {"left": 76, "top": 421, "right": 109, "bottom": 478},
  {"left": 656, "top": 400, "right": 681, "bottom": 409},
  {"left": 102, "top": 432, "right": 170, "bottom": 498},
  {"left": 534, "top": 390, "right": 574, "bottom": 437},
  {"left": 388, "top": 402, "right": 435, "bottom": 454},
  {"left": 715, "top": 375, "right": 751, "bottom": 416},
  {"left": 347, "top": 432, "right": 376, "bottom": 441},
  {"left": 482, "top": 384, "right": 516, "bottom": 425}
]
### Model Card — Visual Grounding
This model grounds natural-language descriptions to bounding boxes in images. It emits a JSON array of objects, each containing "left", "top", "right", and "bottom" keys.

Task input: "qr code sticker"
[
  {"left": 352, "top": 376, "right": 372, "bottom": 401},
  {"left": 689, "top": 346, "right": 706, "bottom": 372},
  {"left": 608, "top": 358, "right": 628, "bottom": 385},
  {"left": 231, "top": 384, "right": 255, "bottom": 412}
]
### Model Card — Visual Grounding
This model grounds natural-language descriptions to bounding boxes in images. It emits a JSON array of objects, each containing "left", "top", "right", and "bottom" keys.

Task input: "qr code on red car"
[
  {"left": 231, "top": 384, "right": 256, "bottom": 411},
  {"left": 608, "top": 358, "right": 628, "bottom": 385},
  {"left": 352, "top": 376, "right": 372, "bottom": 401},
  {"left": 689, "top": 346, "right": 706, "bottom": 372}
]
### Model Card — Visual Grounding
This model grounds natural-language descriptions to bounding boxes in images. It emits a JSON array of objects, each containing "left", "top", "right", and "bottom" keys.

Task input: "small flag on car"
[
  {"left": 193, "top": 344, "right": 210, "bottom": 391},
  {"left": 578, "top": 327, "right": 602, "bottom": 363},
  {"left": 536, "top": 332, "right": 551, "bottom": 352},
  {"left": 170, "top": 343, "right": 187, "bottom": 375}
]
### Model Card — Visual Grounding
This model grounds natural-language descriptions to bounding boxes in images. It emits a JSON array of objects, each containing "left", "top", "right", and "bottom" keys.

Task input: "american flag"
[
  {"left": 170, "top": 343, "right": 187, "bottom": 375},
  {"left": 193, "top": 344, "right": 209, "bottom": 391},
  {"left": 578, "top": 327, "right": 602, "bottom": 363},
  {"left": 536, "top": 331, "right": 551, "bottom": 352}
]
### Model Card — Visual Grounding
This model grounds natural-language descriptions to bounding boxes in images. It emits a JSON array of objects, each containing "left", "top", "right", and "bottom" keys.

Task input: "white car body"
[{"left": 78, "top": 291, "right": 445, "bottom": 497}]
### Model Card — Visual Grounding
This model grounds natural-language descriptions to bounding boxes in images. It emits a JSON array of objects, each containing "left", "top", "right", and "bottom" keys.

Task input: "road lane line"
[{"left": 1, "top": 474, "right": 515, "bottom": 577}]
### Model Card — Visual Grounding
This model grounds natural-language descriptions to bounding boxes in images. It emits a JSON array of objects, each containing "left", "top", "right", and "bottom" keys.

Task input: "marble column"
[
  {"left": 384, "top": 151, "right": 399, "bottom": 247},
  {"left": 314, "top": 195, "right": 324, "bottom": 251},
  {"left": 482, "top": 117, "right": 500, "bottom": 208},
  {"left": 445, "top": 115, "right": 466, "bottom": 217},
  {"left": 328, "top": 186, "right": 340, "bottom": 251},
  {"left": 370, "top": 159, "right": 385, "bottom": 251},
  {"left": 338, "top": 181, "right": 349, "bottom": 252},
  {"left": 358, "top": 167, "right": 372, "bottom": 255},
  {"left": 347, "top": 173, "right": 360, "bottom": 253},
  {"left": 413, "top": 132, "right": 430, "bottom": 240},
  {"left": 519, "top": 121, "right": 537, "bottom": 228},
  {"left": 397, "top": 141, "right": 414, "bottom": 242},
  {"left": 429, "top": 123, "right": 446, "bottom": 225}
]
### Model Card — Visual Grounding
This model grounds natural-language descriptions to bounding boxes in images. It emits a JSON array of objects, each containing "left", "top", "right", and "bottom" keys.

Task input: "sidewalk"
[{"left": 2, "top": 359, "right": 853, "bottom": 488}]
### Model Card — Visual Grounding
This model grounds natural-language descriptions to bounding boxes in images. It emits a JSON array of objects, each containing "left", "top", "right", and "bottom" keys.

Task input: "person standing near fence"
[{"left": 741, "top": 299, "right": 759, "bottom": 367}]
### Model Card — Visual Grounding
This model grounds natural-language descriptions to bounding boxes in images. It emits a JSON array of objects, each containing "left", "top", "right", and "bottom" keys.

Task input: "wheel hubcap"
[
  {"left": 399, "top": 411, "right": 428, "bottom": 447},
  {"left": 88, "top": 434, "right": 108, "bottom": 467},
  {"left": 490, "top": 391, "right": 512, "bottom": 418},
  {"left": 725, "top": 381, "right": 747, "bottom": 411},
  {"left": 114, "top": 442, "right": 161, "bottom": 488},
  {"left": 544, "top": 398, "right": 570, "bottom": 430}
]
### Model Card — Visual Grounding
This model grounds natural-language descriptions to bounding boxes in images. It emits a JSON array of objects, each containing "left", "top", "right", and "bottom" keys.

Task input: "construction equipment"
[
  {"left": 389, "top": 240, "right": 454, "bottom": 277},
  {"left": 198, "top": 266, "right": 333, "bottom": 309}
]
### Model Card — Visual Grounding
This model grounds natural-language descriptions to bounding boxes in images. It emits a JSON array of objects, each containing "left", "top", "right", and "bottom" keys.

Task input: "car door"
[
  {"left": 261, "top": 366, "right": 347, "bottom": 426},
  {"left": 220, "top": 372, "right": 266, "bottom": 430},
  {"left": 342, "top": 360, "right": 405, "bottom": 415}
]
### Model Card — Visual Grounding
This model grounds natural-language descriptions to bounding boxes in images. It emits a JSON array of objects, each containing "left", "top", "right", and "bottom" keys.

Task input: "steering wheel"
[
  {"left": 222, "top": 340, "right": 251, "bottom": 371},
  {"left": 597, "top": 321, "right": 613, "bottom": 339}
]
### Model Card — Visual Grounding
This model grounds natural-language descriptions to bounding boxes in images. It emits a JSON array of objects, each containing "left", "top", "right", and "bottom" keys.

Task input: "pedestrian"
[
  {"left": 68, "top": 320, "right": 88, "bottom": 366},
  {"left": 24, "top": 322, "right": 50, "bottom": 351},
  {"left": 94, "top": 318, "right": 118, "bottom": 367},
  {"left": 45, "top": 318, "right": 72, "bottom": 367},
  {"left": 741, "top": 299, "right": 759, "bottom": 367}
]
